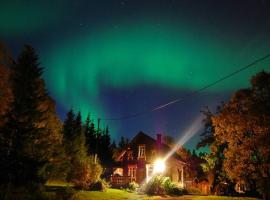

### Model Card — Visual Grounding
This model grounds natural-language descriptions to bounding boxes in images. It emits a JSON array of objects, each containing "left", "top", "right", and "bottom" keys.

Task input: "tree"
[
  {"left": 84, "top": 113, "right": 96, "bottom": 156},
  {"left": 212, "top": 71, "right": 270, "bottom": 199},
  {"left": 0, "top": 42, "right": 13, "bottom": 125},
  {"left": 197, "top": 106, "right": 229, "bottom": 194},
  {"left": 99, "top": 126, "right": 114, "bottom": 166},
  {"left": 0, "top": 45, "right": 61, "bottom": 187},
  {"left": 63, "top": 110, "right": 102, "bottom": 189},
  {"left": 118, "top": 136, "right": 129, "bottom": 150}
]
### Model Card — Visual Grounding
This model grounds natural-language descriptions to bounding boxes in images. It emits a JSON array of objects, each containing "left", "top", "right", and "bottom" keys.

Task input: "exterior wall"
[{"left": 111, "top": 132, "right": 186, "bottom": 187}]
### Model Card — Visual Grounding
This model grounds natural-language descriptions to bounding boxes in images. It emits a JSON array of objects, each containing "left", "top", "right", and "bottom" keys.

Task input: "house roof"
[{"left": 117, "top": 131, "right": 186, "bottom": 164}]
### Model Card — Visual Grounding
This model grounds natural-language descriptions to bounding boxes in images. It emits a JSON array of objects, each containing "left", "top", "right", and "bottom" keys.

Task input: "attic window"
[
  {"left": 138, "top": 145, "right": 146, "bottom": 159},
  {"left": 127, "top": 150, "right": 133, "bottom": 160}
]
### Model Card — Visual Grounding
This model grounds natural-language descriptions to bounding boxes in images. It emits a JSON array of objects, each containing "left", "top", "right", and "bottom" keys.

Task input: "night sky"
[{"left": 1, "top": 0, "right": 270, "bottom": 150}]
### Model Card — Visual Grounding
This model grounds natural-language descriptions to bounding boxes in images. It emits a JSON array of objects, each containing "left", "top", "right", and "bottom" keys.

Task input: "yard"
[{"left": 61, "top": 188, "right": 260, "bottom": 200}]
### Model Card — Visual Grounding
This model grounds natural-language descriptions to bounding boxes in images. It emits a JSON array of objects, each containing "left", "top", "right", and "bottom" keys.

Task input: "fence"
[{"left": 110, "top": 176, "right": 132, "bottom": 188}]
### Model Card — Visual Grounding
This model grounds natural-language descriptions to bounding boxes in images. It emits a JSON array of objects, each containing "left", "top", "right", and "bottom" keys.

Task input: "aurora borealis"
[{"left": 1, "top": 0, "right": 270, "bottom": 149}]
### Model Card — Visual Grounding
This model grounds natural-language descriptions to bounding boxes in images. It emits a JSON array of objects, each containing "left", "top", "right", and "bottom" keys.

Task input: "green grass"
[
  {"left": 44, "top": 183, "right": 261, "bottom": 200},
  {"left": 67, "top": 189, "right": 261, "bottom": 200},
  {"left": 45, "top": 180, "right": 74, "bottom": 187},
  {"left": 193, "top": 196, "right": 260, "bottom": 200},
  {"left": 72, "top": 189, "right": 160, "bottom": 200}
]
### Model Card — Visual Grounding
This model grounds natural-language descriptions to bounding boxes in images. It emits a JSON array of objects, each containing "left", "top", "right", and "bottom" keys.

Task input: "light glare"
[{"left": 154, "top": 159, "right": 166, "bottom": 173}]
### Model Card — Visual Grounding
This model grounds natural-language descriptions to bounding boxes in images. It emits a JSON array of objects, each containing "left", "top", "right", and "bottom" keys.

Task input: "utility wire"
[{"left": 101, "top": 53, "right": 270, "bottom": 121}]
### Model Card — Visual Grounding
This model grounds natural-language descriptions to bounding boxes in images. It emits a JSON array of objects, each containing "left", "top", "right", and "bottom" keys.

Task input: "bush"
[
  {"left": 163, "top": 178, "right": 183, "bottom": 196},
  {"left": 142, "top": 175, "right": 166, "bottom": 195},
  {"left": 127, "top": 181, "right": 139, "bottom": 192},
  {"left": 89, "top": 179, "right": 110, "bottom": 191},
  {"left": 70, "top": 156, "right": 103, "bottom": 190},
  {"left": 141, "top": 175, "right": 183, "bottom": 196}
]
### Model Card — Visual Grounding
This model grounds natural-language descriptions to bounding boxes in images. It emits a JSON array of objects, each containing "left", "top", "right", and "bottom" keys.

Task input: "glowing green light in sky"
[
  {"left": 42, "top": 21, "right": 270, "bottom": 120},
  {"left": 0, "top": 1, "right": 64, "bottom": 35}
]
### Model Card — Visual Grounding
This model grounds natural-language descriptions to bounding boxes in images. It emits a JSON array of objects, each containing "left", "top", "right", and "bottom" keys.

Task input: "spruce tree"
[
  {"left": 99, "top": 126, "right": 113, "bottom": 166},
  {"left": 84, "top": 114, "right": 96, "bottom": 155},
  {"left": 0, "top": 45, "right": 54, "bottom": 186}
]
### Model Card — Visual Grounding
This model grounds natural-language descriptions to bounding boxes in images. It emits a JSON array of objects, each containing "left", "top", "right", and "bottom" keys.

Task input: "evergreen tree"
[
  {"left": 118, "top": 136, "right": 129, "bottom": 150},
  {"left": 63, "top": 109, "right": 75, "bottom": 141},
  {"left": 84, "top": 113, "right": 96, "bottom": 155},
  {"left": 0, "top": 42, "right": 13, "bottom": 122},
  {"left": 63, "top": 111, "right": 89, "bottom": 184},
  {"left": 99, "top": 126, "right": 113, "bottom": 166},
  {"left": 0, "top": 45, "right": 58, "bottom": 186}
]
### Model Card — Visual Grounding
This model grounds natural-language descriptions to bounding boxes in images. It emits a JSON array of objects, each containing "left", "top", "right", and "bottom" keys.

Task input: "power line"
[{"left": 101, "top": 53, "right": 270, "bottom": 121}]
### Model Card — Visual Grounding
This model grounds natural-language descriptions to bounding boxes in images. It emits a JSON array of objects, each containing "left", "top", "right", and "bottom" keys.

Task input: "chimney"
[{"left": 156, "top": 134, "right": 162, "bottom": 155}]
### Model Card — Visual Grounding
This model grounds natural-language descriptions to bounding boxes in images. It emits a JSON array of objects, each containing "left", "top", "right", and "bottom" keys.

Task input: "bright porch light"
[{"left": 154, "top": 159, "right": 166, "bottom": 173}]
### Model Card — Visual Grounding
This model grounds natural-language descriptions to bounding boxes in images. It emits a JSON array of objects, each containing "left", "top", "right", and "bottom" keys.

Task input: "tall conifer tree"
[{"left": 0, "top": 45, "right": 57, "bottom": 186}]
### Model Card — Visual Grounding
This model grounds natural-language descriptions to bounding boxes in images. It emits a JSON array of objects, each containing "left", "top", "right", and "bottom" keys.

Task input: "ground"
[
  {"left": 45, "top": 182, "right": 260, "bottom": 200},
  {"left": 66, "top": 189, "right": 260, "bottom": 200}
]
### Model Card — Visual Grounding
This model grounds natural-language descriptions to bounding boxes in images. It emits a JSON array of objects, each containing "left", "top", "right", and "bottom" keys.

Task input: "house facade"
[{"left": 111, "top": 132, "right": 186, "bottom": 187}]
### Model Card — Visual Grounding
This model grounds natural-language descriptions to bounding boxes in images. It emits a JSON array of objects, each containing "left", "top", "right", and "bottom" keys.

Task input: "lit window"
[
  {"left": 138, "top": 145, "right": 146, "bottom": 159},
  {"left": 127, "top": 150, "right": 133, "bottom": 160},
  {"left": 128, "top": 165, "right": 137, "bottom": 181}
]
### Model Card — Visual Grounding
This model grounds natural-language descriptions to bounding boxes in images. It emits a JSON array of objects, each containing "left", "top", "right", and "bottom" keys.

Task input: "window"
[
  {"left": 138, "top": 145, "right": 146, "bottom": 159},
  {"left": 113, "top": 168, "right": 123, "bottom": 176},
  {"left": 127, "top": 149, "right": 133, "bottom": 160},
  {"left": 128, "top": 165, "right": 137, "bottom": 181}
]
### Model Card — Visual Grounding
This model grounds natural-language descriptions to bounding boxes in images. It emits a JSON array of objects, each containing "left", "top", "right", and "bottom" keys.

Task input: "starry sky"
[{"left": 1, "top": 0, "right": 270, "bottom": 151}]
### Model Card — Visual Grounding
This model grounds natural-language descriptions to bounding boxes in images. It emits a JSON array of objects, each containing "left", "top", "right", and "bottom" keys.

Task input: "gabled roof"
[{"left": 116, "top": 131, "right": 185, "bottom": 164}]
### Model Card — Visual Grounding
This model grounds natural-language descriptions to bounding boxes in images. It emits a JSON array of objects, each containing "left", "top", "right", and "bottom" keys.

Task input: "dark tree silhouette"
[{"left": 0, "top": 45, "right": 61, "bottom": 187}]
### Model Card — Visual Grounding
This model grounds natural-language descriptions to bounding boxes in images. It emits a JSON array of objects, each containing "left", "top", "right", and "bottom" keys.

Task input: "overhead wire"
[{"left": 101, "top": 53, "right": 270, "bottom": 121}]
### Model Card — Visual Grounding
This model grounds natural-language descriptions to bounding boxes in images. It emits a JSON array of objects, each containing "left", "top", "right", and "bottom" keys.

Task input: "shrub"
[
  {"left": 89, "top": 179, "right": 110, "bottom": 191},
  {"left": 163, "top": 178, "right": 183, "bottom": 196},
  {"left": 141, "top": 175, "right": 183, "bottom": 196},
  {"left": 142, "top": 175, "right": 166, "bottom": 195},
  {"left": 127, "top": 181, "right": 139, "bottom": 192},
  {"left": 71, "top": 156, "right": 103, "bottom": 190}
]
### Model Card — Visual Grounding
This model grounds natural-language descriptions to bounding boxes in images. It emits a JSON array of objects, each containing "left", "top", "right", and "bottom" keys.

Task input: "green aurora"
[{"left": 42, "top": 21, "right": 270, "bottom": 119}]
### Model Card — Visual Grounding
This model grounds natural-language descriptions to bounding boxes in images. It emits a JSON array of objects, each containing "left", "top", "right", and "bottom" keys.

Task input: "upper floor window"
[
  {"left": 138, "top": 145, "right": 146, "bottom": 159},
  {"left": 127, "top": 149, "right": 133, "bottom": 160}
]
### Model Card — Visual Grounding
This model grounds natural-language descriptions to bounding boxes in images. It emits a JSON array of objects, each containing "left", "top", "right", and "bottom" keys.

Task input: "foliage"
[
  {"left": 0, "top": 45, "right": 62, "bottom": 187},
  {"left": 84, "top": 115, "right": 115, "bottom": 167},
  {"left": 163, "top": 177, "right": 184, "bottom": 196},
  {"left": 127, "top": 181, "right": 139, "bottom": 192},
  {"left": 89, "top": 179, "right": 110, "bottom": 191},
  {"left": 118, "top": 136, "right": 129, "bottom": 150},
  {"left": 141, "top": 175, "right": 183, "bottom": 196},
  {"left": 211, "top": 71, "right": 270, "bottom": 199},
  {"left": 0, "top": 42, "right": 13, "bottom": 123},
  {"left": 197, "top": 106, "right": 230, "bottom": 193}
]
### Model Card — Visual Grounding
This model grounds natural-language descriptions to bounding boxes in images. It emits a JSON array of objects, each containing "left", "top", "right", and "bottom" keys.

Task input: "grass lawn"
[
  {"left": 68, "top": 189, "right": 260, "bottom": 200},
  {"left": 192, "top": 196, "right": 260, "bottom": 200},
  {"left": 71, "top": 189, "right": 160, "bottom": 200},
  {"left": 45, "top": 182, "right": 261, "bottom": 200}
]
